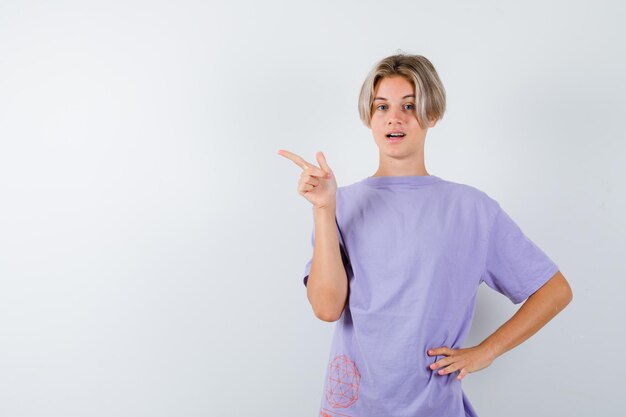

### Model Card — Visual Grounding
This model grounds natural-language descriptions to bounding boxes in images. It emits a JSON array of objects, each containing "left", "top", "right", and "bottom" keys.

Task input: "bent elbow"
[
  {"left": 556, "top": 285, "right": 573, "bottom": 313},
  {"left": 565, "top": 286, "right": 574, "bottom": 305},
  {"left": 561, "top": 276, "right": 574, "bottom": 306},
  {"left": 314, "top": 309, "right": 341, "bottom": 322}
]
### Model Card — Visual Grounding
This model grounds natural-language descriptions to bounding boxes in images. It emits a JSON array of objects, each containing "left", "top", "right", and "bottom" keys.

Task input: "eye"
[
  {"left": 404, "top": 103, "right": 415, "bottom": 110},
  {"left": 375, "top": 104, "right": 387, "bottom": 111}
]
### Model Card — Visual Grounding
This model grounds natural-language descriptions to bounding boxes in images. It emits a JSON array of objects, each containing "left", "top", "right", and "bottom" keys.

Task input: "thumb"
[{"left": 316, "top": 151, "right": 333, "bottom": 179}]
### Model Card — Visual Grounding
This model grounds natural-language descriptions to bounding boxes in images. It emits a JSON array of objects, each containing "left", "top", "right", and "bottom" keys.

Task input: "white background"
[{"left": 0, "top": 1, "right": 624, "bottom": 416}]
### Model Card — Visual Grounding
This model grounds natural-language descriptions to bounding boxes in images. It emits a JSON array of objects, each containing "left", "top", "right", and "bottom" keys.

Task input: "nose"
[{"left": 386, "top": 106, "right": 404, "bottom": 125}]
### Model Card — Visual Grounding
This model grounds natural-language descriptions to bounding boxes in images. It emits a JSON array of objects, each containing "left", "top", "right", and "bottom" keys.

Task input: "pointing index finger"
[{"left": 277, "top": 149, "right": 314, "bottom": 171}]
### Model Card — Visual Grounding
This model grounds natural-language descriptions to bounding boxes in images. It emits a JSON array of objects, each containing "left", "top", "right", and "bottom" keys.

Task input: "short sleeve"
[
  {"left": 302, "top": 215, "right": 351, "bottom": 287},
  {"left": 480, "top": 203, "right": 559, "bottom": 304}
]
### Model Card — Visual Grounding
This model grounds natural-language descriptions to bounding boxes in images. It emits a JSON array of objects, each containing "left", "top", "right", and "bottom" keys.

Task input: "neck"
[{"left": 373, "top": 158, "right": 428, "bottom": 177}]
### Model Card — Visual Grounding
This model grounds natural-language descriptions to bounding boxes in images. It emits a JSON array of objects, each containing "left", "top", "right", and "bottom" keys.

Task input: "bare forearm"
[
  {"left": 479, "top": 271, "right": 573, "bottom": 360},
  {"left": 307, "top": 203, "right": 348, "bottom": 321}
]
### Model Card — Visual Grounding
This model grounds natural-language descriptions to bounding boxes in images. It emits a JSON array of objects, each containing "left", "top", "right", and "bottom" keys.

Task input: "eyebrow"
[{"left": 373, "top": 94, "right": 415, "bottom": 101}]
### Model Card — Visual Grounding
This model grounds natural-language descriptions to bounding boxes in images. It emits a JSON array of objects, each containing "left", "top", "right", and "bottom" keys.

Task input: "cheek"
[
  {"left": 371, "top": 119, "right": 386, "bottom": 133},
  {"left": 373, "top": 130, "right": 386, "bottom": 141},
  {"left": 369, "top": 124, "right": 382, "bottom": 137}
]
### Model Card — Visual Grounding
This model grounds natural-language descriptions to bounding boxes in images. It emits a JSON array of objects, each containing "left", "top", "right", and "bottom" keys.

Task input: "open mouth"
[{"left": 386, "top": 132, "right": 405, "bottom": 142}]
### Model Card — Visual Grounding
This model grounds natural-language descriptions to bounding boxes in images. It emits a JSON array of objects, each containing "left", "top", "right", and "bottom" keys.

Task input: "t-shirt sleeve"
[
  {"left": 302, "top": 215, "right": 350, "bottom": 287},
  {"left": 480, "top": 202, "right": 559, "bottom": 304}
]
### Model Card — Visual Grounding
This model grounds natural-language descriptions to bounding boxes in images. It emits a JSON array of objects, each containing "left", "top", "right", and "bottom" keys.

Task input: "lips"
[
  {"left": 386, "top": 131, "right": 406, "bottom": 138},
  {"left": 386, "top": 130, "right": 406, "bottom": 144}
]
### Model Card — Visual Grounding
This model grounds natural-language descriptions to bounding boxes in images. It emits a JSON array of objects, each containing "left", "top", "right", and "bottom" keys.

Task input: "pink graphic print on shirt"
[{"left": 325, "top": 354, "right": 361, "bottom": 409}]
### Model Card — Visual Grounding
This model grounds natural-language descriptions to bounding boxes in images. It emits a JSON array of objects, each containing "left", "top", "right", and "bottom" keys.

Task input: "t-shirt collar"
[{"left": 363, "top": 174, "right": 442, "bottom": 188}]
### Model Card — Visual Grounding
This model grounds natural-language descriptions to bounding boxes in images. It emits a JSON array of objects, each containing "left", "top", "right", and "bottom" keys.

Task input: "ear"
[{"left": 428, "top": 118, "right": 437, "bottom": 128}]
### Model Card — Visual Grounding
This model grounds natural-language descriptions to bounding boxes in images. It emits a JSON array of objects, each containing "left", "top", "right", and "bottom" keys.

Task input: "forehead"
[{"left": 374, "top": 76, "right": 415, "bottom": 98}]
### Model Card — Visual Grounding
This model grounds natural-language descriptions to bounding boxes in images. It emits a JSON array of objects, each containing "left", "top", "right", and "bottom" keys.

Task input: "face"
[{"left": 369, "top": 75, "right": 436, "bottom": 158}]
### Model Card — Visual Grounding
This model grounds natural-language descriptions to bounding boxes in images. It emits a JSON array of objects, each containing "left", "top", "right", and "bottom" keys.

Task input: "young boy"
[{"left": 278, "top": 52, "right": 572, "bottom": 417}]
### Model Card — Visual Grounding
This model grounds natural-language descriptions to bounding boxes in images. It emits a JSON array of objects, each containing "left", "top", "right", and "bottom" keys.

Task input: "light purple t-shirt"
[{"left": 302, "top": 174, "right": 559, "bottom": 417}]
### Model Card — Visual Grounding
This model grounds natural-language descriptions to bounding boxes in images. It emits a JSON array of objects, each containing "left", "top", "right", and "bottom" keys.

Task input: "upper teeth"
[{"left": 389, "top": 133, "right": 404, "bottom": 137}]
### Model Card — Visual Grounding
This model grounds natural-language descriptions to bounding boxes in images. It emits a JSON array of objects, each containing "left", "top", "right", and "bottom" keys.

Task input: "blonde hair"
[{"left": 358, "top": 52, "right": 446, "bottom": 129}]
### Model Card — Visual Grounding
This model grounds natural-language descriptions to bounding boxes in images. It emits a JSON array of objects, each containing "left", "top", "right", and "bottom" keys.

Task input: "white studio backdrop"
[{"left": 0, "top": 1, "right": 624, "bottom": 416}]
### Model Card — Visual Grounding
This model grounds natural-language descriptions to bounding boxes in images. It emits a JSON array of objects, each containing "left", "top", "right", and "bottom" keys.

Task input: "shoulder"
[
  {"left": 436, "top": 177, "right": 501, "bottom": 214},
  {"left": 335, "top": 180, "right": 364, "bottom": 200},
  {"left": 436, "top": 177, "right": 489, "bottom": 200}
]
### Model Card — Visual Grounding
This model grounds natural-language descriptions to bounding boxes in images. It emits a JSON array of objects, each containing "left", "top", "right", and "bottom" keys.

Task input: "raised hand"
[{"left": 277, "top": 149, "right": 337, "bottom": 209}]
